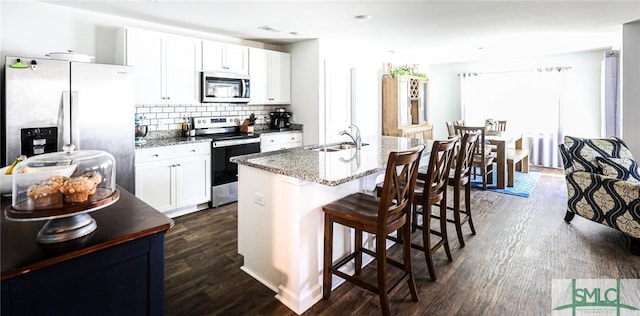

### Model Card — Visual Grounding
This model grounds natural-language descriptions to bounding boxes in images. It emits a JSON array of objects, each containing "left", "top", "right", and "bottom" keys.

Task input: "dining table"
[{"left": 485, "top": 132, "right": 523, "bottom": 189}]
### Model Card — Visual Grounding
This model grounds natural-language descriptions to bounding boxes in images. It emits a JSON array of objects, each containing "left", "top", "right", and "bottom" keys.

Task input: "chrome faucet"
[{"left": 339, "top": 124, "right": 362, "bottom": 150}]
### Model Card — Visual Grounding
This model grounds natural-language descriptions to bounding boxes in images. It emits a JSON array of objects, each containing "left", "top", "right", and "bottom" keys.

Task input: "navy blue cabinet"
[{"left": 1, "top": 188, "right": 173, "bottom": 316}]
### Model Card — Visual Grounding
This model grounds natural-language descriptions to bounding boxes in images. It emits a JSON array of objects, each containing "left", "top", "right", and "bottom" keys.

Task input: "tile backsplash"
[{"left": 136, "top": 103, "right": 286, "bottom": 136}]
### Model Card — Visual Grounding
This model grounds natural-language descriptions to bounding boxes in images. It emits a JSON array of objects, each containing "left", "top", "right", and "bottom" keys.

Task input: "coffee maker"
[{"left": 269, "top": 109, "right": 292, "bottom": 130}]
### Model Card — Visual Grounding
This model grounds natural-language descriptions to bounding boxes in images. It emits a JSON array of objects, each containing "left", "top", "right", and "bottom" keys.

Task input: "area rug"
[{"left": 470, "top": 169, "right": 541, "bottom": 197}]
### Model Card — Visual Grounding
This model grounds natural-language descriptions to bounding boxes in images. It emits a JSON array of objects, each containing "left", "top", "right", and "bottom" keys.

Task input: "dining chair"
[
  {"left": 446, "top": 120, "right": 466, "bottom": 137},
  {"left": 454, "top": 125, "right": 495, "bottom": 190},
  {"left": 431, "top": 132, "right": 480, "bottom": 248},
  {"left": 495, "top": 120, "right": 507, "bottom": 132},
  {"left": 446, "top": 121, "right": 456, "bottom": 137},
  {"left": 322, "top": 144, "right": 425, "bottom": 316}
]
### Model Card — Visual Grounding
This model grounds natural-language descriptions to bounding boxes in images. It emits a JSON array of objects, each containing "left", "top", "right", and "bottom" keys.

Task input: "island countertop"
[{"left": 230, "top": 135, "right": 432, "bottom": 186}]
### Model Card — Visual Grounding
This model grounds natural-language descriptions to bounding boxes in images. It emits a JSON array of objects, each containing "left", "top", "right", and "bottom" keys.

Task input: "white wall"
[
  {"left": 622, "top": 20, "right": 640, "bottom": 157},
  {"left": 320, "top": 41, "right": 385, "bottom": 143},
  {"left": 288, "top": 40, "right": 322, "bottom": 145},
  {"left": 0, "top": 1, "right": 274, "bottom": 65},
  {"left": 425, "top": 50, "right": 606, "bottom": 140},
  {"left": 288, "top": 39, "right": 384, "bottom": 145}
]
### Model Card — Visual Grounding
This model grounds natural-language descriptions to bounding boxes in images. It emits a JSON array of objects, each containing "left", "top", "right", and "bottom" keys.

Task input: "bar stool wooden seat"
[
  {"left": 322, "top": 144, "right": 425, "bottom": 316},
  {"left": 430, "top": 133, "right": 480, "bottom": 248}
]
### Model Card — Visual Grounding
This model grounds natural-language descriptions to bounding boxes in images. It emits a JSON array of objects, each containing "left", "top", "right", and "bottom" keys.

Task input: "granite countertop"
[
  {"left": 134, "top": 136, "right": 212, "bottom": 149},
  {"left": 134, "top": 128, "right": 302, "bottom": 149},
  {"left": 230, "top": 136, "right": 432, "bottom": 186},
  {"left": 255, "top": 128, "right": 303, "bottom": 135}
]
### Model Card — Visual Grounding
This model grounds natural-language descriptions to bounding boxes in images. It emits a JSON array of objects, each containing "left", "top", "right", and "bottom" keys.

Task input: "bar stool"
[
  {"left": 410, "top": 138, "right": 458, "bottom": 281},
  {"left": 431, "top": 132, "right": 480, "bottom": 248},
  {"left": 322, "top": 144, "right": 425, "bottom": 316},
  {"left": 376, "top": 139, "right": 458, "bottom": 281}
]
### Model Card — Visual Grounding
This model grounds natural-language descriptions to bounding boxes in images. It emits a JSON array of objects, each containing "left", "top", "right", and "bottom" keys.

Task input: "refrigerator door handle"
[
  {"left": 62, "top": 91, "right": 72, "bottom": 147},
  {"left": 71, "top": 91, "right": 80, "bottom": 149}
]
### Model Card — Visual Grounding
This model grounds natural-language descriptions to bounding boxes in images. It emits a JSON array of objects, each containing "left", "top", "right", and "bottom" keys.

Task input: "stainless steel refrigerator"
[{"left": 3, "top": 56, "right": 135, "bottom": 193}]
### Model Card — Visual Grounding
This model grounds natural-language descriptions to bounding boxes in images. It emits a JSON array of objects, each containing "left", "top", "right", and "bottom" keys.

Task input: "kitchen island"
[
  {"left": 1, "top": 188, "right": 174, "bottom": 315},
  {"left": 231, "top": 135, "right": 431, "bottom": 314}
]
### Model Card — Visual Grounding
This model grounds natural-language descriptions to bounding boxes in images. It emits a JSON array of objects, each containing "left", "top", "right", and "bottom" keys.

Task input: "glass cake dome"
[
  {"left": 10, "top": 144, "right": 116, "bottom": 213},
  {"left": 6, "top": 144, "right": 120, "bottom": 244}
]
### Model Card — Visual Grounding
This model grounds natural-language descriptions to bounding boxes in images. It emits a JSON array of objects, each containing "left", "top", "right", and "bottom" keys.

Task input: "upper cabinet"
[
  {"left": 202, "top": 40, "right": 249, "bottom": 75},
  {"left": 125, "top": 28, "right": 201, "bottom": 104},
  {"left": 125, "top": 27, "right": 290, "bottom": 106},
  {"left": 248, "top": 48, "right": 291, "bottom": 105}
]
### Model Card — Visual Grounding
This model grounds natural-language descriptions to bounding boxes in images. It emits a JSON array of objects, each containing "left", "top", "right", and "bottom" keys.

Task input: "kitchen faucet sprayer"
[{"left": 339, "top": 124, "right": 362, "bottom": 150}]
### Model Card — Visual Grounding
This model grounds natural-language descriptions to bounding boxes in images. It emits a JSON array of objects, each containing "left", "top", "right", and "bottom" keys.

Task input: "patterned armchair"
[{"left": 559, "top": 136, "right": 640, "bottom": 255}]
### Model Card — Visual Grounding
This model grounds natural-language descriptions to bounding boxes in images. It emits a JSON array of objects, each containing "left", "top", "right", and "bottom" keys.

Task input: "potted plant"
[{"left": 485, "top": 118, "right": 496, "bottom": 131}]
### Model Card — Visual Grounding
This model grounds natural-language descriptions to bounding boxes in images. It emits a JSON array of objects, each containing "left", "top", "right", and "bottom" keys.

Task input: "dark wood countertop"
[{"left": 1, "top": 187, "right": 174, "bottom": 280}]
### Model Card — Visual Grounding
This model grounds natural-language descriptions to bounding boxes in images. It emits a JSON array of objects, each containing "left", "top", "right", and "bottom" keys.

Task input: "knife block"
[{"left": 240, "top": 119, "right": 254, "bottom": 133}]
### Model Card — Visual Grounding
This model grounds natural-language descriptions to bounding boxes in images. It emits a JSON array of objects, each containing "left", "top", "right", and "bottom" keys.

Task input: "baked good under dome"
[{"left": 8, "top": 144, "right": 117, "bottom": 215}]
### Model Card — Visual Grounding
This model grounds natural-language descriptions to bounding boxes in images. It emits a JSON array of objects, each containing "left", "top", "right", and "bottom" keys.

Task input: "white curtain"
[
  {"left": 459, "top": 67, "right": 570, "bottom": 168},
  {"left": 603, "top": 50, "right": 621, "bottom": 138}
]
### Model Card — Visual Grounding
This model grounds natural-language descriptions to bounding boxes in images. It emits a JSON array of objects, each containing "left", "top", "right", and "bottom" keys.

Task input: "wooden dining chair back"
[
  {"left": 410, "top": 138, "right": 457, "bottom": 281},
  {"left": 495, "top": 120, "right": 507, "bottom": 132},
  {"left": 446, "top": 121, "right": 456, "bottom": 137},
  {"left": 453, "top": 125, "right": 495, "bottom": 189},
  {"left": 322, "top": 144, "right": 425, "bottom": 316},
  {"left": 446, "top": 120, "right": 466, "bottom": 137}
]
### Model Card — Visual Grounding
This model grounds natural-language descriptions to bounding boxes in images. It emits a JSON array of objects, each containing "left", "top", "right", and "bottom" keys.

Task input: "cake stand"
[{"left": 4, "top": 188, "right": 120, "bottom": 244}]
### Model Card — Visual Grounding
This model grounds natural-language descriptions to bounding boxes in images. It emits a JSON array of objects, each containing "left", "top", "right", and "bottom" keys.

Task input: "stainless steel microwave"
[{"left": 201, "top": 72, "right": 250, "bottom": 103}]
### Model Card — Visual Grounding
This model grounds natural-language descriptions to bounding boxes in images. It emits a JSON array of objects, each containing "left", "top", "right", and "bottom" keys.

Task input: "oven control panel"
[{"left": 193, "top": 116, "right": 240, "bottom": 129}]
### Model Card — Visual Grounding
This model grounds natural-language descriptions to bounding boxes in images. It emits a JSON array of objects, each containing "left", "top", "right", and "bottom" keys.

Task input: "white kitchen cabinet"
[
  {"left": 125, "top": 27, "right": 201, "bottom": 104},
  {"left": 201, "top": 40, "right": 249, "bottom": 75},
  {"left": 260, "top": 131, "right": 302, "bottom": 152},
  {"left": 135, "top": 142, "right": 211, "bottom": 214},
  {"left": 249, "top": 48, "right": 291, "bottom": 105}
]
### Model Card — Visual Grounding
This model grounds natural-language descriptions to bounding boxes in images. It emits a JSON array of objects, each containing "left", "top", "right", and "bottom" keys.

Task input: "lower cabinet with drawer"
[
  {"left": 135, "top": 142, "right": 211, "bottom": 214},
  {"left": 260, "top": 131, "right": 303, "bottom": 152}
]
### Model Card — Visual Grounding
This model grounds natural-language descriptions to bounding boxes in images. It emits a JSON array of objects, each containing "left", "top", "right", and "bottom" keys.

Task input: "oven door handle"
[{"left": 213, "top": 138, "right": 261, "bottom": 147}]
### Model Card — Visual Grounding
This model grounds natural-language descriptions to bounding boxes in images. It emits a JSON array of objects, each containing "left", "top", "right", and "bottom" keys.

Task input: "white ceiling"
[{"left": 43, "top": 0, "right": 640, "bottom": 64}]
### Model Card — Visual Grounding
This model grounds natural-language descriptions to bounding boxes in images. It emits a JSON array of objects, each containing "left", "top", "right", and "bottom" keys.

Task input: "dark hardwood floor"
[{"left": 164, "top": 168, "right": 640, "bottom": 315}]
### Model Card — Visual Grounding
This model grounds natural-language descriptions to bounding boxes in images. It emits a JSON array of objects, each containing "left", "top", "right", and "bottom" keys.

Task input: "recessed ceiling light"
[
  {"left": 354, "top": 15, "right": 372, "bottom": 21},
  {"left": 289, "top": 31, "right": 303, "bottom": 36}
]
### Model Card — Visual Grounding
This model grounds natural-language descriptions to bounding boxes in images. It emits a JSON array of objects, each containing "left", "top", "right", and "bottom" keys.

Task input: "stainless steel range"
[{"left": 193, "top": 117, "right": 260, "bottom": 207}]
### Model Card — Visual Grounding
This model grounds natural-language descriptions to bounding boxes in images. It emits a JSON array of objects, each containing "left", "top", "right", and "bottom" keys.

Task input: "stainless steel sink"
[
  {"left": 309, "top": 142, "right": 369, "bottom": 152},
  {"left": 311, "top": 147, "right": 342, "bottom": 152}
]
